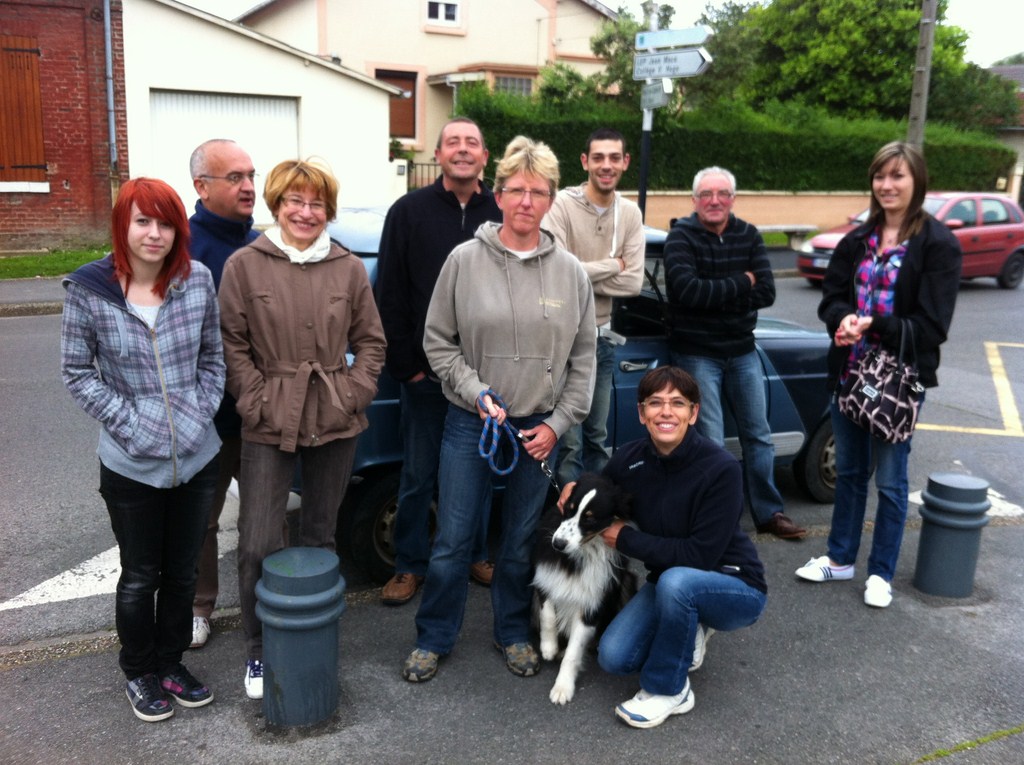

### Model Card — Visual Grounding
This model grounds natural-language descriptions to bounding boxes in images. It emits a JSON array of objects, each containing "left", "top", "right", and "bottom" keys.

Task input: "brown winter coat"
[{"left": 219, "top": 233, "right": 386, "bottom": 452}]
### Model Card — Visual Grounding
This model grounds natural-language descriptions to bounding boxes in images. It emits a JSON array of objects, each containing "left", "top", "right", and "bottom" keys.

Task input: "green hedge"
[{"left": 458, "top": 86, "right": 1016, "bottom": 192}]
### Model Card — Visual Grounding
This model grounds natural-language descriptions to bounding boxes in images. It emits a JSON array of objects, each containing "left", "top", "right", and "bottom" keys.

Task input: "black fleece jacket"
[
  {"left": 374, "top": 176, "right": 501, "bottom": 382},
  {"left": 603, "top": 430, "right": 767, "bottom": 594}
]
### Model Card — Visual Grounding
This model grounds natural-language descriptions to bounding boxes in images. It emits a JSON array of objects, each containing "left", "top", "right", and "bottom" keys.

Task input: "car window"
[
  {"left": 981, "top": 198, "right": 1011, "bottom": 226},
  {"left": 944, "top": 200, "right": 976, "bottom": 227}
]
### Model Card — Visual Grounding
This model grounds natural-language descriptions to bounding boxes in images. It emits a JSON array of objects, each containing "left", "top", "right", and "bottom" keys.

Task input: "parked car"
[
  {"left": 798, "top": 193, "right": 1024, "bottom": 289},
  {"left": 328, "top": 212, "right": 836, "bottom": 582}
]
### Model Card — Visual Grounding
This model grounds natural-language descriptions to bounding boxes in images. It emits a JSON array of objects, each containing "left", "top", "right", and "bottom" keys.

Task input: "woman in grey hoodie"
[{"left": 402, "top": 136, "right": 596, "bottom": 683}]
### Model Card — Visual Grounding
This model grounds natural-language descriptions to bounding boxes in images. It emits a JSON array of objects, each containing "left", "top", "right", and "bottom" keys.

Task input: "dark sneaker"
[
  {"left": 402, "top": 648, "right": 440, "bottom": 682},
  {"left": 160, "top": 663, "right": 213, "bottom": 708},
  {"left": 126, "top": 673, "right": 174, "bottom": 722},
  {"left": 497, "top": 642, "right": 540, "bottom": 677}
]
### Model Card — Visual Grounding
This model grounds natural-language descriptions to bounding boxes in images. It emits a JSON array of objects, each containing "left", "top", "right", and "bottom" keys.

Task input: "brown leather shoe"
[
  {"left": 469, "top": 560, "right": 494, "bottom": 587},
  {"left": 380, "top": 573, "right": 424, "bottom": 605},
  {"left": 756, "top": 512, "right": 807, "bottom": 540}
]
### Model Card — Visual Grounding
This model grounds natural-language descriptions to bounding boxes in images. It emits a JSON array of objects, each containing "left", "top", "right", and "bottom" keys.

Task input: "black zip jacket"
[
  {"left": 603, "top": 430, "right": 767, "bottom": 594},
  {"left": 375, "top": 176, "right": 501, "bottom": 382}
]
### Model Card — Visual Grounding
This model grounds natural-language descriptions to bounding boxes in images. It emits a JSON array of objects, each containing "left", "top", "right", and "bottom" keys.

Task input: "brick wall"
[{"left": 0, "top": 0, "right": 128, "bottom": 251}]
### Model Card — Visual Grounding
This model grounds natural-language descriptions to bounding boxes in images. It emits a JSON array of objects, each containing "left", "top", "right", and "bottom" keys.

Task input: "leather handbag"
[{"left": 837, "top": 319, "right": 924, "bottom": 443}]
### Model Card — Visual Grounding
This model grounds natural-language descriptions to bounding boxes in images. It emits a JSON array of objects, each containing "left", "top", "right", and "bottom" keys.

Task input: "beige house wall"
[
  {"left": 624, "top": 191, "right": 873, "bottom": 233},
  {"left": 241, "top": 0, "right": 612, "bottom": 160}
]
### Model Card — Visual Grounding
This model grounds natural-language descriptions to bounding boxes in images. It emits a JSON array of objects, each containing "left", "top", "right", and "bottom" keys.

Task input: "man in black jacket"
[
  {"left": 663, "top": 166, "right": 806, "bottom": 540},
  {"left": 375, "top": 118, "right": 501, "bottom": 604}
]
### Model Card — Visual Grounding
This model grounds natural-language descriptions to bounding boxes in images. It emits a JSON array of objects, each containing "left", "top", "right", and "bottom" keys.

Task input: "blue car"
[{"left": 328, "top": 210, "right": 836, "bottom": 582}]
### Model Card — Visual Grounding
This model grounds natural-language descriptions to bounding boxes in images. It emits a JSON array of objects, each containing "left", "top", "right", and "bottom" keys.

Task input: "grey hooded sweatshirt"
[{"left": 423, "top": 221, "right": 597, "bottom": 439}]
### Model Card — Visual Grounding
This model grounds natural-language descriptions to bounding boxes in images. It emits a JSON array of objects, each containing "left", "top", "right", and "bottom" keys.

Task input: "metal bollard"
[
  {"left": 255, "top": 547, "right": 346, "bottom": 726},
  {"left": 913, "top": 473, "right": 990, "bottom": 598}
]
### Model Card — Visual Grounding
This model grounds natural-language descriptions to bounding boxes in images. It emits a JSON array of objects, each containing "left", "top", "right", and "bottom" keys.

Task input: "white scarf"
[{"left": 266, "top": 226, "right": 332, "bottom": 264}]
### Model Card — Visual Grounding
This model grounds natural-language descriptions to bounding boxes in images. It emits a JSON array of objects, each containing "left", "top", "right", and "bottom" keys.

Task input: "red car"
[{"left": 797, "top": 193, "right": 1024, "bottom": 289}]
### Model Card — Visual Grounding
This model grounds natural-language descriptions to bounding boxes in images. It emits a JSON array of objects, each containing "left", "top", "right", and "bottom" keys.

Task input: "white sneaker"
[
  {"left": 689, "top": 625, "right": 715, "bottom": 672},
  {"left": 795, "top": 555, "right": 855, "bottom": 582},
  {"left": 244, "top": 659, "right": 264, "bottom": 699},
  {"left": 190, "top": 616, "right": 210, "bottom": 649},
  {"left": 864, "top": 575, "right": 893, "bottom": 608},
  {"left": 615, "top": 680, "right": 695, "bottom": 729}
]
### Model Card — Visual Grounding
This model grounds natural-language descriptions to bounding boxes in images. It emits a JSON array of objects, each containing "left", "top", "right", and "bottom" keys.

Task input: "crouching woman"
[{"left": 589, "top": 366, "right": 767, "bottom": 729}]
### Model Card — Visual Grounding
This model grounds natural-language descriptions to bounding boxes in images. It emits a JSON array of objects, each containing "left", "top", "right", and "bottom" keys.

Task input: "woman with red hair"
[{"left": 61, "top": 177, "right": 225, "bottom": 722}]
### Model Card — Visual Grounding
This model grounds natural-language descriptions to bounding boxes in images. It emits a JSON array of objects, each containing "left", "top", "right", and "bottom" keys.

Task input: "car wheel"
[
  {"left": 792, "top": 417, "right": 835, "bottom": 504},
  {"left": 997, "top": 251, "right": 1024, "bottom": 289},
  {"left": 339, "top": 471, "right": 437, "bottom": 584}
]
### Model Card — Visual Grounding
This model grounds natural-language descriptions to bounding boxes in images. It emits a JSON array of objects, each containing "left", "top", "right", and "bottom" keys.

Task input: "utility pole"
[{"left": 907, "top": 0, "right": 937, "bottom": 149}]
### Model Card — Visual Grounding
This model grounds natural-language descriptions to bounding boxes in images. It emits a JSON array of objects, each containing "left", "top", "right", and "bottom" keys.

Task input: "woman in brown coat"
[{"left": 219, "top": 159, "right": 386, "bottom": 699}]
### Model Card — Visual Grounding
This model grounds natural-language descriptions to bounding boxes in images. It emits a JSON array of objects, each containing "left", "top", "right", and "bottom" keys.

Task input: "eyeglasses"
[
  {"left": 500, "top": 187, "right": 553, "bottom": 202},
  {"left": 200, "top": 172, "right": 258, "bottom": 186},
  {"left": 696, "top": 189, "right": 734, "bottom": 201},
  {"left": 642, "top": 397, "right": 695, "bottom": 412},
  {"left": 281, "top": 195, "right": 327, "bottom": 214}
]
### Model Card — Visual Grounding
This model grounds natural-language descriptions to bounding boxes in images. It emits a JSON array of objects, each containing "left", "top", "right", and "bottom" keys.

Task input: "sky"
[
  {"left": 616, "top": 0, "right": 1021, "bottom": 68},
  {"left": 188, "top": 0, "right": 1020, "bottom": 69}
]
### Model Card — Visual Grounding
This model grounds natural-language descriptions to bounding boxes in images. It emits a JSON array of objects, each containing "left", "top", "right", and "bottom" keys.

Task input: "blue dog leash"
[{"left": 476, "top": 389, "right": 560, "bottom": 490}]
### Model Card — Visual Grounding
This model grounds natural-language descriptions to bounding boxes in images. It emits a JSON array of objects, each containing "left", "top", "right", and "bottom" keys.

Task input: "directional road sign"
[
  {"left": 632, "top": 48, "right": 712, "bottom": 80},
  {"left": 635, "top": 25, "right": 712, "bottom": 51},
  {"left": 641, "top": 81, "right": 671, "bottom": 110}
]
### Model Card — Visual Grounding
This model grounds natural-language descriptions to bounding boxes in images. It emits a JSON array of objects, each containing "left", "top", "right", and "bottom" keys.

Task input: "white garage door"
[{"left": 149, "top": 90, "right": 299, "bottom": 226}]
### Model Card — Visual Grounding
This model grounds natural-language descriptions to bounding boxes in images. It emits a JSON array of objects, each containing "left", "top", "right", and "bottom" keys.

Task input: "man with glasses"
[
  {"left": 374, "top": 117, "right": 501, "bottom": 605},
  {"left": 186, "top": 139, "right": 259, "bottom": 648},
  {"left": 543, "top": 128, "right": 645, "bottom": 485},
  {"left": 663, "top": 166, "right": 806, "bottom": 540}
]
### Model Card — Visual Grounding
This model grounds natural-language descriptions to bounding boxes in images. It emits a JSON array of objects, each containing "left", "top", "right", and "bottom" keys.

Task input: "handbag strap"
[{"left": 897, "top": 319, "right": 918, "bottom": 366}]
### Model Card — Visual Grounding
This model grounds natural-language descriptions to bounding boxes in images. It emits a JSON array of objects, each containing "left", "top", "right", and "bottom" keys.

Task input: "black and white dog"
[{"left": 532, "top": 473, "right": 637, "bottom": 705}]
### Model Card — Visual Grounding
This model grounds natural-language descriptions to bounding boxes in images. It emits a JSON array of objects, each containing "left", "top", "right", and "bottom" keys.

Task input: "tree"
[
  {"left": 929, "top": 63, "right": 1021, "bottom": 129},
  {"left": 590, "top": 4, "right": 676, "bottom": 106},
  {"left": 681, "top": 2, "right": 763, "bottom": 109},
  {"left": 993, "top": 53, "right": 1024, "bottom": 66}
]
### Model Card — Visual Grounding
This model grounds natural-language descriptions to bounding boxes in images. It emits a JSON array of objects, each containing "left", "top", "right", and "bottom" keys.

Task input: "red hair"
[{"left": 111, "top": 178, "right": 191, "bottom": 298}]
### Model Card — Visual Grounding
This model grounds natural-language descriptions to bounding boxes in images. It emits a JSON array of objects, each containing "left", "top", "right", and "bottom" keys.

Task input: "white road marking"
[
  {"left": 909, "top": 486, "right": 1022, "bottom": 518},
  {"left": 0, "top": 482, "right": 307, "bottom": 613}
]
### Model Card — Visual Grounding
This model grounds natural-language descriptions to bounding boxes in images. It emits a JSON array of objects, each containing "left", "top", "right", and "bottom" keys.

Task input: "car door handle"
[{"left": 620, "top": 360, "right": 651, "bottom": 372}]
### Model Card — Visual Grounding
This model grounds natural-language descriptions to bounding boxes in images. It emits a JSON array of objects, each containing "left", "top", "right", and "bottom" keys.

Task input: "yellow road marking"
[{"left": 917, "top": 342, "right": 1023, "bottom": 437}]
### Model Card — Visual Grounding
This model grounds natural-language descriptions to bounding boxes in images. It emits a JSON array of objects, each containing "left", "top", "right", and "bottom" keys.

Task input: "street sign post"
[{"left": 632, "top": 48, "right": 712, "bottom": 80}]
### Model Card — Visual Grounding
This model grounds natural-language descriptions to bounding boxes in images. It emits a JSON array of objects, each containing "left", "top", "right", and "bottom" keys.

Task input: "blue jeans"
[
  {"left": 599, "top": 568, "right": 766, "bottom": 696},
  {"left": 392, "top": 377, "right": 489, "bottom": 575},
  {"left": 415, "top": 405, "right": 554, "bottom": 654},
  {"left": 556, "top": 336, "right": 614, "bottom": 485},
  {"left": 827, "top": 394, "right": 919, "bottom": 581},
  {"left": 100, "top": 458, "right": 218, "bottom": 679},
  {"left": 671, "top": 350, "right": 784, "bottom": 525}
]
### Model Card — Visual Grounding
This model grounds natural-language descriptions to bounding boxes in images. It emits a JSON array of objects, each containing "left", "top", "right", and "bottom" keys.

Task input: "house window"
[
  {"left": 0, "top": 35, "right": 47, "bottom": 184},
  {"left": 495, "top": 76, "right": 533, "bottom": 97},
  {"left": 376, "top": 70, "right": 417, "bottom": 139},
  {"left": 427, "top": 2, "right": 459, "bottom": 24}
]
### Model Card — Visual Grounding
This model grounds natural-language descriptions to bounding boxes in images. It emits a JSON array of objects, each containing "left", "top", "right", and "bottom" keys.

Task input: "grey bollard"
[
  {"left": 913, "top": 473, "right": 990, "bottom": 598},
  {"left": 255, "top": 547, "right": 346, "bottom": 726}
]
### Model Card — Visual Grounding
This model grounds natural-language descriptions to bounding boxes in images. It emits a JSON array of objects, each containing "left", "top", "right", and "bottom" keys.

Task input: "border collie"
[{"left": 532, "top": 473, "right": 637, "bottom": 705}]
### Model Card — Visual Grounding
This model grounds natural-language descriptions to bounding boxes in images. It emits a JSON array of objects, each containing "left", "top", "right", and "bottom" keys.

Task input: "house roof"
[
  {"left": 234, "top": 0, "right": 617, "bottom": 23},
  {"left": 149, "top": 0, "right": 400, "bottom": 95},
  {"left": 990, "top": 65, "right": 1024, "bottom": 91}
]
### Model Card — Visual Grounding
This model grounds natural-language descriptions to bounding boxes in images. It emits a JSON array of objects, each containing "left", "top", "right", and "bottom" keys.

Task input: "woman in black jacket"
[{"left": 796, "top": 142, "right": 962, "bottom": 608}]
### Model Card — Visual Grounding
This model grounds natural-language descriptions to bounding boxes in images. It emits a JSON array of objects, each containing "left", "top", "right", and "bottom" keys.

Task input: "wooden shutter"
[
  {"left": 376, "top": 70, "right": 417, "bottom": 139},
  {"left": 0, "top": 36, "right": 46, "bottom": 182}
]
